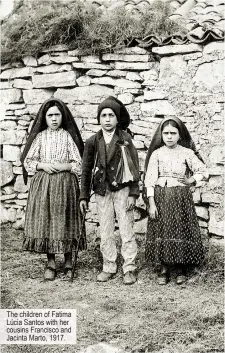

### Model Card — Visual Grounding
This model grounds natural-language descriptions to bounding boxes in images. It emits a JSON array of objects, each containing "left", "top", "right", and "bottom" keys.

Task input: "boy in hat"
[{"left": 80, "top": 96, "right": 140, "bottom": 285}]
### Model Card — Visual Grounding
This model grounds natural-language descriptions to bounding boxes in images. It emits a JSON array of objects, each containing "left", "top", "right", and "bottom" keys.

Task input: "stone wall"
[{"left": 1, "top": 43, "right": 224, "bottom": 239}]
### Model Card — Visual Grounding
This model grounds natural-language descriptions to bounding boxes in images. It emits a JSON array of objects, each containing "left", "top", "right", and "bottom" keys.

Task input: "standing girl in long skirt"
[
  {"left": 21, "top": 98, "right": 86, "bottom": 281},
  {"left": 144, "top": 115, "right": 208, "bottom": 285}
]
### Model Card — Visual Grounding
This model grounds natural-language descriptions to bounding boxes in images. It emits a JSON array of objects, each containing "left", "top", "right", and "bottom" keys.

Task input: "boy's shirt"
[{"left": 80, "top": 128, "right": 140, "bottom": 201}]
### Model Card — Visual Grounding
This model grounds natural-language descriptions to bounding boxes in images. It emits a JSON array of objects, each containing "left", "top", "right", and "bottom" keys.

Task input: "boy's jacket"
[{"left": 80, "top": 128, "right": 140, "bottom": 200}]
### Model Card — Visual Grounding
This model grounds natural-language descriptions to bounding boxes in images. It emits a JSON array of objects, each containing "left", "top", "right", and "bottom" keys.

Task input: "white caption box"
[{"left": 0, "top": 309, "right": 76, "bottom": 345}]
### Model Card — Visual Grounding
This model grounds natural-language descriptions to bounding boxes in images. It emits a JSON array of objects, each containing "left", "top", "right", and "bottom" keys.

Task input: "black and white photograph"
[{"left": 0, "top": 0, "right": 224, "bottom": 352}]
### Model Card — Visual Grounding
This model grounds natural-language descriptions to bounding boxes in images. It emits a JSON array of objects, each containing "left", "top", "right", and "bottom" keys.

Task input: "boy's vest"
[{"left": 80, "top": 128, "right": 139, "bottom": 200}]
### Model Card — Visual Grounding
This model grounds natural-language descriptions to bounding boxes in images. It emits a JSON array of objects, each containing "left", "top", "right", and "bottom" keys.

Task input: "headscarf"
[
  {"left": 21, "top": 98, "right": 84, "bottom": 184},
  {"left": 97, "top": 96, "right": 130, "bottom": 131},
  {"left": 144, "top": 115, "right": 205, "bottom": 174}
]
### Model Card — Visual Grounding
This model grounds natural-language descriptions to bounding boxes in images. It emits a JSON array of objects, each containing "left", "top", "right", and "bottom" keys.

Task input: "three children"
[{"left": 22, "top": 97, "right": 207, "bottom": 285}]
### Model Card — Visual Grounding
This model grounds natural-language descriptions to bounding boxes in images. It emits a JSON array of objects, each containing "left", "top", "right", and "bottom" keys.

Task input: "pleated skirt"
[
  {"left": 23, "top": 171, "right": 86, "bottom": 253},
  {"left": 145, "top": 186, "right": 204, "bottom": 266}
]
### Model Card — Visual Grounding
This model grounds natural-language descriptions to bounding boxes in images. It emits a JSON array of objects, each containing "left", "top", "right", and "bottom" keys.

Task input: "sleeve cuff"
[{"left": 147, "top": 187, "right": 154, "bottom": 197}]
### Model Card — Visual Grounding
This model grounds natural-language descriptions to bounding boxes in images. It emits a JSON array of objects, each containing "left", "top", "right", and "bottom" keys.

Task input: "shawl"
[{"left": 21, "top": 98, "right": 84, "bottom": 184}]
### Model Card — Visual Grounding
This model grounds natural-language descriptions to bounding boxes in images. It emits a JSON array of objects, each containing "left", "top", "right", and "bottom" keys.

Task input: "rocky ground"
[{"left": 1, "top": 224, "right": 224, "bottom": 353}]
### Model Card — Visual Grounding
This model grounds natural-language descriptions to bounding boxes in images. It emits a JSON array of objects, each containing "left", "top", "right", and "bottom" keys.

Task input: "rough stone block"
[
  {"left": 13, "top": 217, "right": 25, "bottom": 229},
  {"left": 141, "top": 101, "right": 176, "bottom": 115},
  {"left": 209, "top": 206, "right": 224, "bottom": 236},
  {"left": 51, "top": 56, "right": 79, "bottom": 64},
  {"left": 0, "top": 67, "right": 33, "bottom": 79},
  {"left": 209, "top": 146, "right": 224, "bottom": 165},
  {"left": 152, "top": 44, "right": 202, "bottom": 56},
  {"left": 2, "top": 186, "right": 14, "bottom": 194},
  {"left": 1, "top": 81, "right": 14, "bottom": 89},
  {"left": 0, "top": 160, "right": 14, "bottom": 186},
  {"left": 126, "top": 72, "right": 143, "bottom": 82},
  {"left": 195, "top": 206, "right": 209, "bottom": 220},
  {"left": 202, "top": 192, "right": 224, "bottom": 205},
  {"left": 107, "top": 70, "right": 127, "bottom": 78},
  {"left": 81, "top": 56, "right": 101, "bottom": 63},
  {"left": 13, "top": 167, "right": 23, "bottom": 174},
  {"left": 1, "top": 130, "right": 26, "bottom": 145},
  {"left": 0, "top": 121, "right": 17, "bottom": 130},
  {"left": 144, "top": 90, "right": 167, "bottom": 101},
  {"left": 192, "top": 188, "right": 201, "bottom": 204},
  {"left": 1, "top": 193, "right": 17, "bottom": 201},
  {"left": 114, "top": 62, "right": 155, "bottom": 71},
  {"left": 33, "top": 71, "right": 77, "bottom": 88},
  {"left": 17, "top": 193, "right": 28, "bottom": 199},
  {"left": 102, "top": 53, "right": 150, "bottom": 62},
  {"left": 72, "top": 62, "right": 111, "bottom": 70},
  {"left": 67, "top": 104, "right": 98, "bottom": 119},
  {"left": 133, "top": 140, "right": 144, "bottom": 149},
  {"left": 33, "top": 64, "right": 73, "bottom": 74},
  {"left": 37, "top": 54, "right": 51, "bottom": 65},
  {"left": 3, "top": 146, "right": 21, "bottom": 162},
  {"left": 159, "top": 56, "right": 187, "bottom": 89},
  {"left": 23, "top": 89, "right": 54, "bottom": 104},
  {"left": 77, "top": 76, "right": 91, "bottom": 87},
  {"left": 14, "top": 175, "right": 30, "bottom": 193},
  {"left": 22, "top": 56, "right": 38, "bottom": 67},
  {"left": 117, "top": 93, "right": 134, "bottom": 105},
  {"left": 7, "top": 103, "right": 26, "bottom": 110},
  {"left": 204, "top": 42, "right": 225, "bottom": 54},
  {"left": 55, "top": 85, "right": 114, "bottom": 104},
  {"left": 86, "top": 69, "right": 108, "bottom": 77},
  {"left": 194, "top": 60, "right": 224, "bottom": 90},
  {"left": 13, "top": 79, "right": 33, "bottom": 90},
  {"left": 115, "top": 47, "right": 148, "bottom": 55},
  {"left": 1, "top": 89, "right": 22, "bottom": 104}
]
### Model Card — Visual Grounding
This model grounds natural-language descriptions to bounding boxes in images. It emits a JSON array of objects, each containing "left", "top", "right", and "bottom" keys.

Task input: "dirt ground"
[{"left": 1, "top": 224, "right": 224, "bottom": 353}]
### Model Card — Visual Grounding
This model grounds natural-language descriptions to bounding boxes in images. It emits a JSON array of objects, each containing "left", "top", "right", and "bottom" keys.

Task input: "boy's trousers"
[{"left": 95, "top": 185, "right": 137, "bottom": 274}]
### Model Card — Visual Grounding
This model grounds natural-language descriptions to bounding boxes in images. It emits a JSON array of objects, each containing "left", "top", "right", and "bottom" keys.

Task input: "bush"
[{"left": 1, "top": 0, "right": 186, "bottom": 64}]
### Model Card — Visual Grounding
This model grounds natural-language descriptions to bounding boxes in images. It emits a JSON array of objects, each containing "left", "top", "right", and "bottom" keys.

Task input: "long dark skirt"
[
  {"left": 23, "top": 171, "right": 86, "bottom": 253},
  {"left": 145, "top": 186, "right": 204, "bottom": 266}
]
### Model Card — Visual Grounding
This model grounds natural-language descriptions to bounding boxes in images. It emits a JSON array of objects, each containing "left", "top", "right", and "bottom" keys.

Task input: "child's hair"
[
  {"left": 42, "top": 101, "right": 64, "bottom": 129},
  {"left": 161, "top": 119, "right": 180, "bottom": 133}
]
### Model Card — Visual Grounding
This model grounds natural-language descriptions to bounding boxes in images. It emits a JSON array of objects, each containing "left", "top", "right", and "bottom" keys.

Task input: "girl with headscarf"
[
  {"left": 21, "top": 98, "right": 86, "bottom": 281},
  {"left": 144, "top": 115, "right": 208, "bottom": 285},
  {"left": 80, "top": 96, "right": 140, "bottom": 285}
]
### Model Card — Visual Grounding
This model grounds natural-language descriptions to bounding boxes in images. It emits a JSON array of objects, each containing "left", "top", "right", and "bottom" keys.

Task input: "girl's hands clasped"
[{"left": 37, "top": 162, "right": 71, "bottom": 174}]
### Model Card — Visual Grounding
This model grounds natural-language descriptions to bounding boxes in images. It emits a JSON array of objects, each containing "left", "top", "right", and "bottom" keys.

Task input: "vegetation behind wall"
[{"left": 1, "top": 0, "right": 186, "bottom": 64}]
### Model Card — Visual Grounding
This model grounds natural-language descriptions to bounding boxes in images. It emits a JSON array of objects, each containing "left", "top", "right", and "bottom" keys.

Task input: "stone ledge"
[
  {"left": 102, "top": 54, "right": 150, "bottom": 62},
  {"left": 33, "top": 71, "right": 77, "bottom": 88},
  {"left": 152, "top": 44, "right": 202, "bottom": 56}
]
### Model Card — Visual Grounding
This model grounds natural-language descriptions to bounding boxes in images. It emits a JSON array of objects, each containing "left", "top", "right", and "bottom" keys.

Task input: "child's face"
[
  {"left": 100, "top": 108, "right": 118, "bottom": 132},
  {"left": 46, "top": 106, "right": 62, "bottom": 130},
  {"left": 162, "top": 124, "right": 180, "bottom": 148}
]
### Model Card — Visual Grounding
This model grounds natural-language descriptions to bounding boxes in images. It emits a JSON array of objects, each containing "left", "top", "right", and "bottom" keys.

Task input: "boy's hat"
[{"left": 97, "top": 96, "right": 130, "bottom": 130}]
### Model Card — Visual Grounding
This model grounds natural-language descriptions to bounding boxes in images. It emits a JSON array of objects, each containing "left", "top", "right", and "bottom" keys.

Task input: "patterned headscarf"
[
  {"left": 21, "top": 98, "right": 84, "bottom": 184},
  {"left": 97, "top": 96, "right": 130, "bottom": 130}
]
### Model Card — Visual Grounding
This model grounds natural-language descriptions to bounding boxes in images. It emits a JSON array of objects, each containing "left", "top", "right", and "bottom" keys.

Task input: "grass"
[
  {"left": 1, "top": 224, "right": 224, "bottom": 353},
  {"left": 1, "top": 0, "right": 186, "bottom": 64}
]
